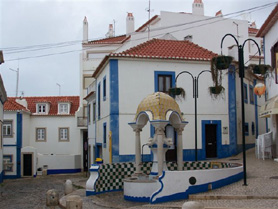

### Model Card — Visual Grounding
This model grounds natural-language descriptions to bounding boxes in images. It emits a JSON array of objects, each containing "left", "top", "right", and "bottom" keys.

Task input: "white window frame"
[
  {"left": 37, "top": 103, "right": 47, "bottom": 114},
  {"left": 3, "top": 120, "right": 13, "bottom": 137},
  {"left": 36, "top": 128, "right": 46, "bottom": 142},
  {"left": 58, "top": 103, "right": 70, "bottom": 114},
  {"left": 59, "top": 127, "right": 69, "bottom": 142}
]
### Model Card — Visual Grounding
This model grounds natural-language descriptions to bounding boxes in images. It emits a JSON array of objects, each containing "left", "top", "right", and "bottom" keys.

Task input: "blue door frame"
[{"left": 202, "top": 120, "right": 222, "bottom": 159}]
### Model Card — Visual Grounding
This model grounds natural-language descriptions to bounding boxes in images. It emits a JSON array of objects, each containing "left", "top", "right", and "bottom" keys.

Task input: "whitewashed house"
[
  {"left": 257, "top": 3, "right": 278, "bottom": 156},
  {"left": 86, "top": 38, "right": 266, "bottom": 164},
  {"left": 3, "top": 96, "right": 82, "bottom": 178},
  {"left": 82, "top": 0, "right": 265, "bottom": 164},
  {"left": 0, "top": 75, "right": 7, "bottom": 183}
]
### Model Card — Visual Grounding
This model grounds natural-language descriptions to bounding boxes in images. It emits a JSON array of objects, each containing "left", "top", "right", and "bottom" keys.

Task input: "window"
[
  {"left": 36, "top": 128, "right": 46, "bottom": 141},
  {"left": 59, "top": 128, "right": 69, "bottom": 141},
  {"left": 244, "top": 123, "right": 249, "bottom": 136},
  {"left": 155, "top": 71, "right": 175, "bottom": 93},
  {"left": 103, "top": 123, "right": 107, "bottom": 148},
  {"left": 59, "top": 103, "right": 69, "bottom": 114},
  {"left": 3, "top": 120, "right": 13, "bottom": 137},
  {"left": 93, "top": 102, "right": 96, "bottom": 122},
  {"left": 103, "top": 76, "right": 106, "bottom": 101},
  {"left": 3, "top": 155, "right": 13, "bottom": 172},
  {"left": 249, "top": 85, "right": 254, "bottom": 104},
  {"left": 88, "top": 104, "right": 91, "bottom": 124},
  {"left": 271, "top": 42, "right": 278, "bottom": 84},
  {"left": 98, "top": 82, "right": 101, "bottom": 119},
  {"left": 244, "top": 83, "right": 248, "bottom": 104},
  {"left": 37, "top": 104, "right": 47, "bottom": 114}
]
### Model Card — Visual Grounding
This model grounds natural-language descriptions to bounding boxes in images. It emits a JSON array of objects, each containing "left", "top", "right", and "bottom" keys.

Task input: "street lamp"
[
  {"left": 174, "top": 70, "right": 211, "bottom": 161},
  {"left": 220, "top": 34, "right": 261, "bottom": 186}
]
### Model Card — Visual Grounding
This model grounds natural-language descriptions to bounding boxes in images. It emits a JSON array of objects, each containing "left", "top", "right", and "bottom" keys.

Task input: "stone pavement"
[{"left": 1, "top": 148, "right": 278, "bottom": 209}]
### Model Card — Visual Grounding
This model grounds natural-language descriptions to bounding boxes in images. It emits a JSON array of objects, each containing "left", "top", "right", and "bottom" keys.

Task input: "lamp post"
[
  {"left": 175, "top": 70, "right": 210, "bottom": 161},
  {"left": 220, "top": 34, "right": 261, "bottom": 186}
]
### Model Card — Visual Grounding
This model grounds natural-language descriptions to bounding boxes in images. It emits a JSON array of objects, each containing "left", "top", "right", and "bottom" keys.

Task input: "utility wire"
[{"left": 3, "top": 2, "right": 277, "bottom": 62}]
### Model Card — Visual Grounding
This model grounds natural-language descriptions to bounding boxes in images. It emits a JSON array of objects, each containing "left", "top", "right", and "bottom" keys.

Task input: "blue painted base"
[
  {"left": 124, "top": 195, "right": 150, "bottom": 202},
  {"left": 47, "top": 168, "right": 81, "bottom": 175},
  {"left": 0, "top": 171, "right": 3, "bottom": 183},
  {"left": 237, "top": 143, "right": 255, "bottom": 153},
  {"left": 3, "top": 175, "right": 20, "bottom": 179}
]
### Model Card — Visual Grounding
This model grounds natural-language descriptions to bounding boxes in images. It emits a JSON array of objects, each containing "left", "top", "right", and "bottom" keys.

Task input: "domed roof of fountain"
[{"left": 134, "top": 92, "right": 182, "bottom": 121}]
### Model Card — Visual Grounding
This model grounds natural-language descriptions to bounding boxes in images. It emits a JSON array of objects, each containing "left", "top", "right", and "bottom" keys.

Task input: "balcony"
[{"left": 77, "top": 117, "right": 88, "bottom": 127}]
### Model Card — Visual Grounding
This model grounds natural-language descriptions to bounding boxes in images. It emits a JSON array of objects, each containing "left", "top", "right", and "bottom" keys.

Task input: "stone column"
[
  {"left": 134, "top": 128, "right": 142, "bottom": 174},
  {"left": 176, "top": 127, "right": 184, "bottom": 171},
  {"left": 156, "top": 127, "right": 165, "bottom": 176}
]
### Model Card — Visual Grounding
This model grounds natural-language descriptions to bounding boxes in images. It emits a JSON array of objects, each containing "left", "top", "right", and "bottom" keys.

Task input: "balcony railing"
[{"left": 77, "top": 117, "right": 88, "bottom": 127}]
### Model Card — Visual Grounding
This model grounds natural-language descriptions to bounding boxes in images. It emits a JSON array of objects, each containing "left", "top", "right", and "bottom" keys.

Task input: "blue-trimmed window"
[
  {"left": 98, "top": 82, "right": 101, "bottom": 119},
  {"left": 245, "top": 123, "right": 249, "bottom": 136},
  {"left": 103, "top": 123, "right": 107, "bottom": 148},
  {"left": 154, "top": 71, "right": 175, "bottom": 93},
  {"left": 251, "top": 122, "right": 255, "bottom": 135},
  {"left": 103, "top": 76, "right": 106, "bottom": 101},
  {"left": 249, "top": 85, "right": 254, "bottom": 104},
  {"left": 244, "top": 83, "right": 248, "bottom": 104},
  {"left": 93, "top": 102, "right": 96, "bottom": 123}
]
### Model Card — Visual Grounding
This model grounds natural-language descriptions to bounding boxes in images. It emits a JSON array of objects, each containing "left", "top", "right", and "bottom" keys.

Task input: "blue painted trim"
[
  {"left": 3, "top": 144, "right": 17, "bottom": 147},
  {"left": 16, "top": 112, "right": 22, "bottom": 178},
  {"left": 228, "top": 65, "right": 237, "bottom": 156},
  {"left": 201, "top": 120, "right": 222, "bottom": 159},
  {"left": 150, "top": 171, "right": 165, "bottom": 203},
  {"left": 96, "top": 143, "right": 102, "bottom": 159},
  {"left": 110, "top": 59, "right": 119, "bottom": 162},
  {"left": 0, "top": 171, "right": 3, "bottom": 183},
  {"left": 124, "top": 195, "right": 150, "bottom": 202},
  {"left": 237, "top": 143, "right": 255, "bottom": 153},
  {"left": 3, "top": 175, "right": 19, "bottom": 179},
  {"left": 254, "top": 79, "right": 259, "bottom": 138},
  {"left": 151, "top": 172, "right": 243, "bottom": 204},
  {"left": 245, "top": 123, "right": 249, "bottom": 136},
  {"left": 150, "top": 172, "right": 158, "bottom": 176},
  {"left": 251, "top": 122, "right": 255, "bottom": 136},
  {"left": 103, "top": 76, "right": 106, "bottom": 101},
  {"left": 103, "top": 122, "right": 107, "bottom": 148},
  {"left": 97, "top": 82, "right": 101, "bottom": 120},
  {"left": 47, "top": 169, "right": 81, "bottom": 175},
  {"left": 249, "top": 85, "right": 254, "bottom": 105},
  {"left": 154, "top": 71, "right": 176, "bottom": 92},
  {"left": 243, "top": 83, "right": 248, "bottom": 104},
  {"left": 118, "top": 154, "right": 152, "bottom": 162},
  {"left": 86, "top": 189, "right": 122, "bottom": 196}
]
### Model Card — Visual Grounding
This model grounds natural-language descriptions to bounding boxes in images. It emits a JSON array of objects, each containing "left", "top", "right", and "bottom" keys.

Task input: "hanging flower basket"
[
  {"left": 211, "top": 55, "right": 233, "bottom": 70},
  {"left": 249, "top": 64, "right": 272, "bottom": 75},
  {"left": 168, "top": 87, "right": 186, "bottom": 99},
  {"left": 209, "top": 85, "right": 225, "bottom": 95}
]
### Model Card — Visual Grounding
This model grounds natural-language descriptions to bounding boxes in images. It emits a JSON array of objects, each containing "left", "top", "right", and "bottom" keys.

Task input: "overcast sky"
[{"left": 0, "top": 0, "right": 277, "bottom": 97}]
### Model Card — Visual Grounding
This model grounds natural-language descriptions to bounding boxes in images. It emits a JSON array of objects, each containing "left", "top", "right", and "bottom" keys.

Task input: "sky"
[{"left": 0, "top": 0, "right": 277, "bottom": 97}]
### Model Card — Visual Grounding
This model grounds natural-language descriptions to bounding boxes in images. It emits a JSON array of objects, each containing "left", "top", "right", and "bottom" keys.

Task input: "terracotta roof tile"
[
  {"left": 84, "top": 35, "right": 130, "bottom": 45},
  {"left": 111, "top": 39, "right": 217, "bottom": 61},
  {"left": 257, "top": 4, "right": 278, "bottom": 37},
  {"left": 5, "top": 96, "right": 79, "bottom": 116},
  {"left": 4, "top": 98, "right": 29, "bottom": 112},
  {"left": 248, "top": 27, "right": 259, "bottom": 34},
  {"left": 93, "top": 39, "right": 217, "bottom": 77}
]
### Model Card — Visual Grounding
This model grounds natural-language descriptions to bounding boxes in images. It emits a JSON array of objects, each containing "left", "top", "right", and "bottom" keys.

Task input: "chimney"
[
  {"left": 215, "top": 10, "right": 223, "bottom": 17},
  {"left": 16, "top": 98, "right": 28, "bottom": 109},
  {"left": 126, "top": 12, "right": 134, "bottom": 35},
  {"left": 192, "top": 0, "right": 204, "bottom": 16},
  {"left": 83, "top": 16, "right": 88, "bottom": 43},
  {"left": 106, "top": 24, "right": 114, "bottom": 38}
]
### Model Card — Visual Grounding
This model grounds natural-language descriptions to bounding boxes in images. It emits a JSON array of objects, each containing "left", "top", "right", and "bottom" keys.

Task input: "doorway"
[
  {"left": 165, "top": 125, "right": 177, "bottom": 162},
  {"left": 205, "top": 124, "right": 217, "bottom": 158},
  {"left": 22, "top": 153, "right": 32, "bottom": 177},
  {"left": 83, "top": 131, "right": 88, "bottom": 172}
]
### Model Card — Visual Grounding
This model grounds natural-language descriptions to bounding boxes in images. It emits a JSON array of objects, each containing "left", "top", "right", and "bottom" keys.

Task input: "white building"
[
  {"left": 3, "top": 96, "right": 82, "bottom": 178},
  {"left": 257, "top": 3, "right": 278, "bottom": 156},
  {"left": 0, "top": 75, "right": 7, "bottom": 183},
  {"left": 86, "top": 38, "right": 266, "bottom": 164}
]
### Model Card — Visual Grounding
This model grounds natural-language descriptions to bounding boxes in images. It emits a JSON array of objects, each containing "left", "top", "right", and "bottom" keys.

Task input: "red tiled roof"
[
  {"left": 257, "top": 4, "right": 278, "bottom": 37},
  {"left": 93, "top": 39, "right": 217, "bottom": 77},
  {"left": 83, "top": 35, "right": 130, "bottom": 45},
  {"left": 4, "top": 98, "right": 29, "bottom": 112},
  {"left": 135, "top": 15, "right": 159, "bottom": 32},
  {"left": 248, "top": 27, "right": 259, "bottom": 34},
  {"left": 194, "top": 0, "right": 203, "bottom": 3},
  {"left": 5, "top": 96, "right": 79, "bottom": 116}
]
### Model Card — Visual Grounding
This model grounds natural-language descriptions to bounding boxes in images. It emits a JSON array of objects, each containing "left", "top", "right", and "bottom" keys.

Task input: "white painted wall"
[{"left": 37, "top": 154, "right": 81, "bottom": 170}]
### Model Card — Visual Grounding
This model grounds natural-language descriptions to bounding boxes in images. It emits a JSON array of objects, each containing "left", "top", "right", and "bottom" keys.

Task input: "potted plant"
[
  {"left": 248, "top": 64, "right": 272, "bottom": 76},
  {"left": 168, "top": 87, "right": 186, "bottom": 100},
  {"left": 211, "top": 55, "right": 233, "bottom": 70},
  {"left": 209, "top": 85, "right": 225, "bottom": 95}
]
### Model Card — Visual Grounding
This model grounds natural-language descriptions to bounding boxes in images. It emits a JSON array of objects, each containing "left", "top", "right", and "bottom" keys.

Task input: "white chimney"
[
  {"left": 83, "top": 16, "right": 88, "bottom": 43},
  {"left": 192, "top": 0, "right": 204, "bottom": 16},
  {"left": 16, "top": 98, "right": 28, "bottom": 109},
  {"left": 126, "top": 13, "right": 134, "bottom": 35},
  {"left": 106, "top": 24, "right": 114, "bottom": 38}
]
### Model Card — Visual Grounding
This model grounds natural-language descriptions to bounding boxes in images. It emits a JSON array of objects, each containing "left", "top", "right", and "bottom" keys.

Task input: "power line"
[{"left": 3, "top": 1, "right": 277, "bottom": 62}]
